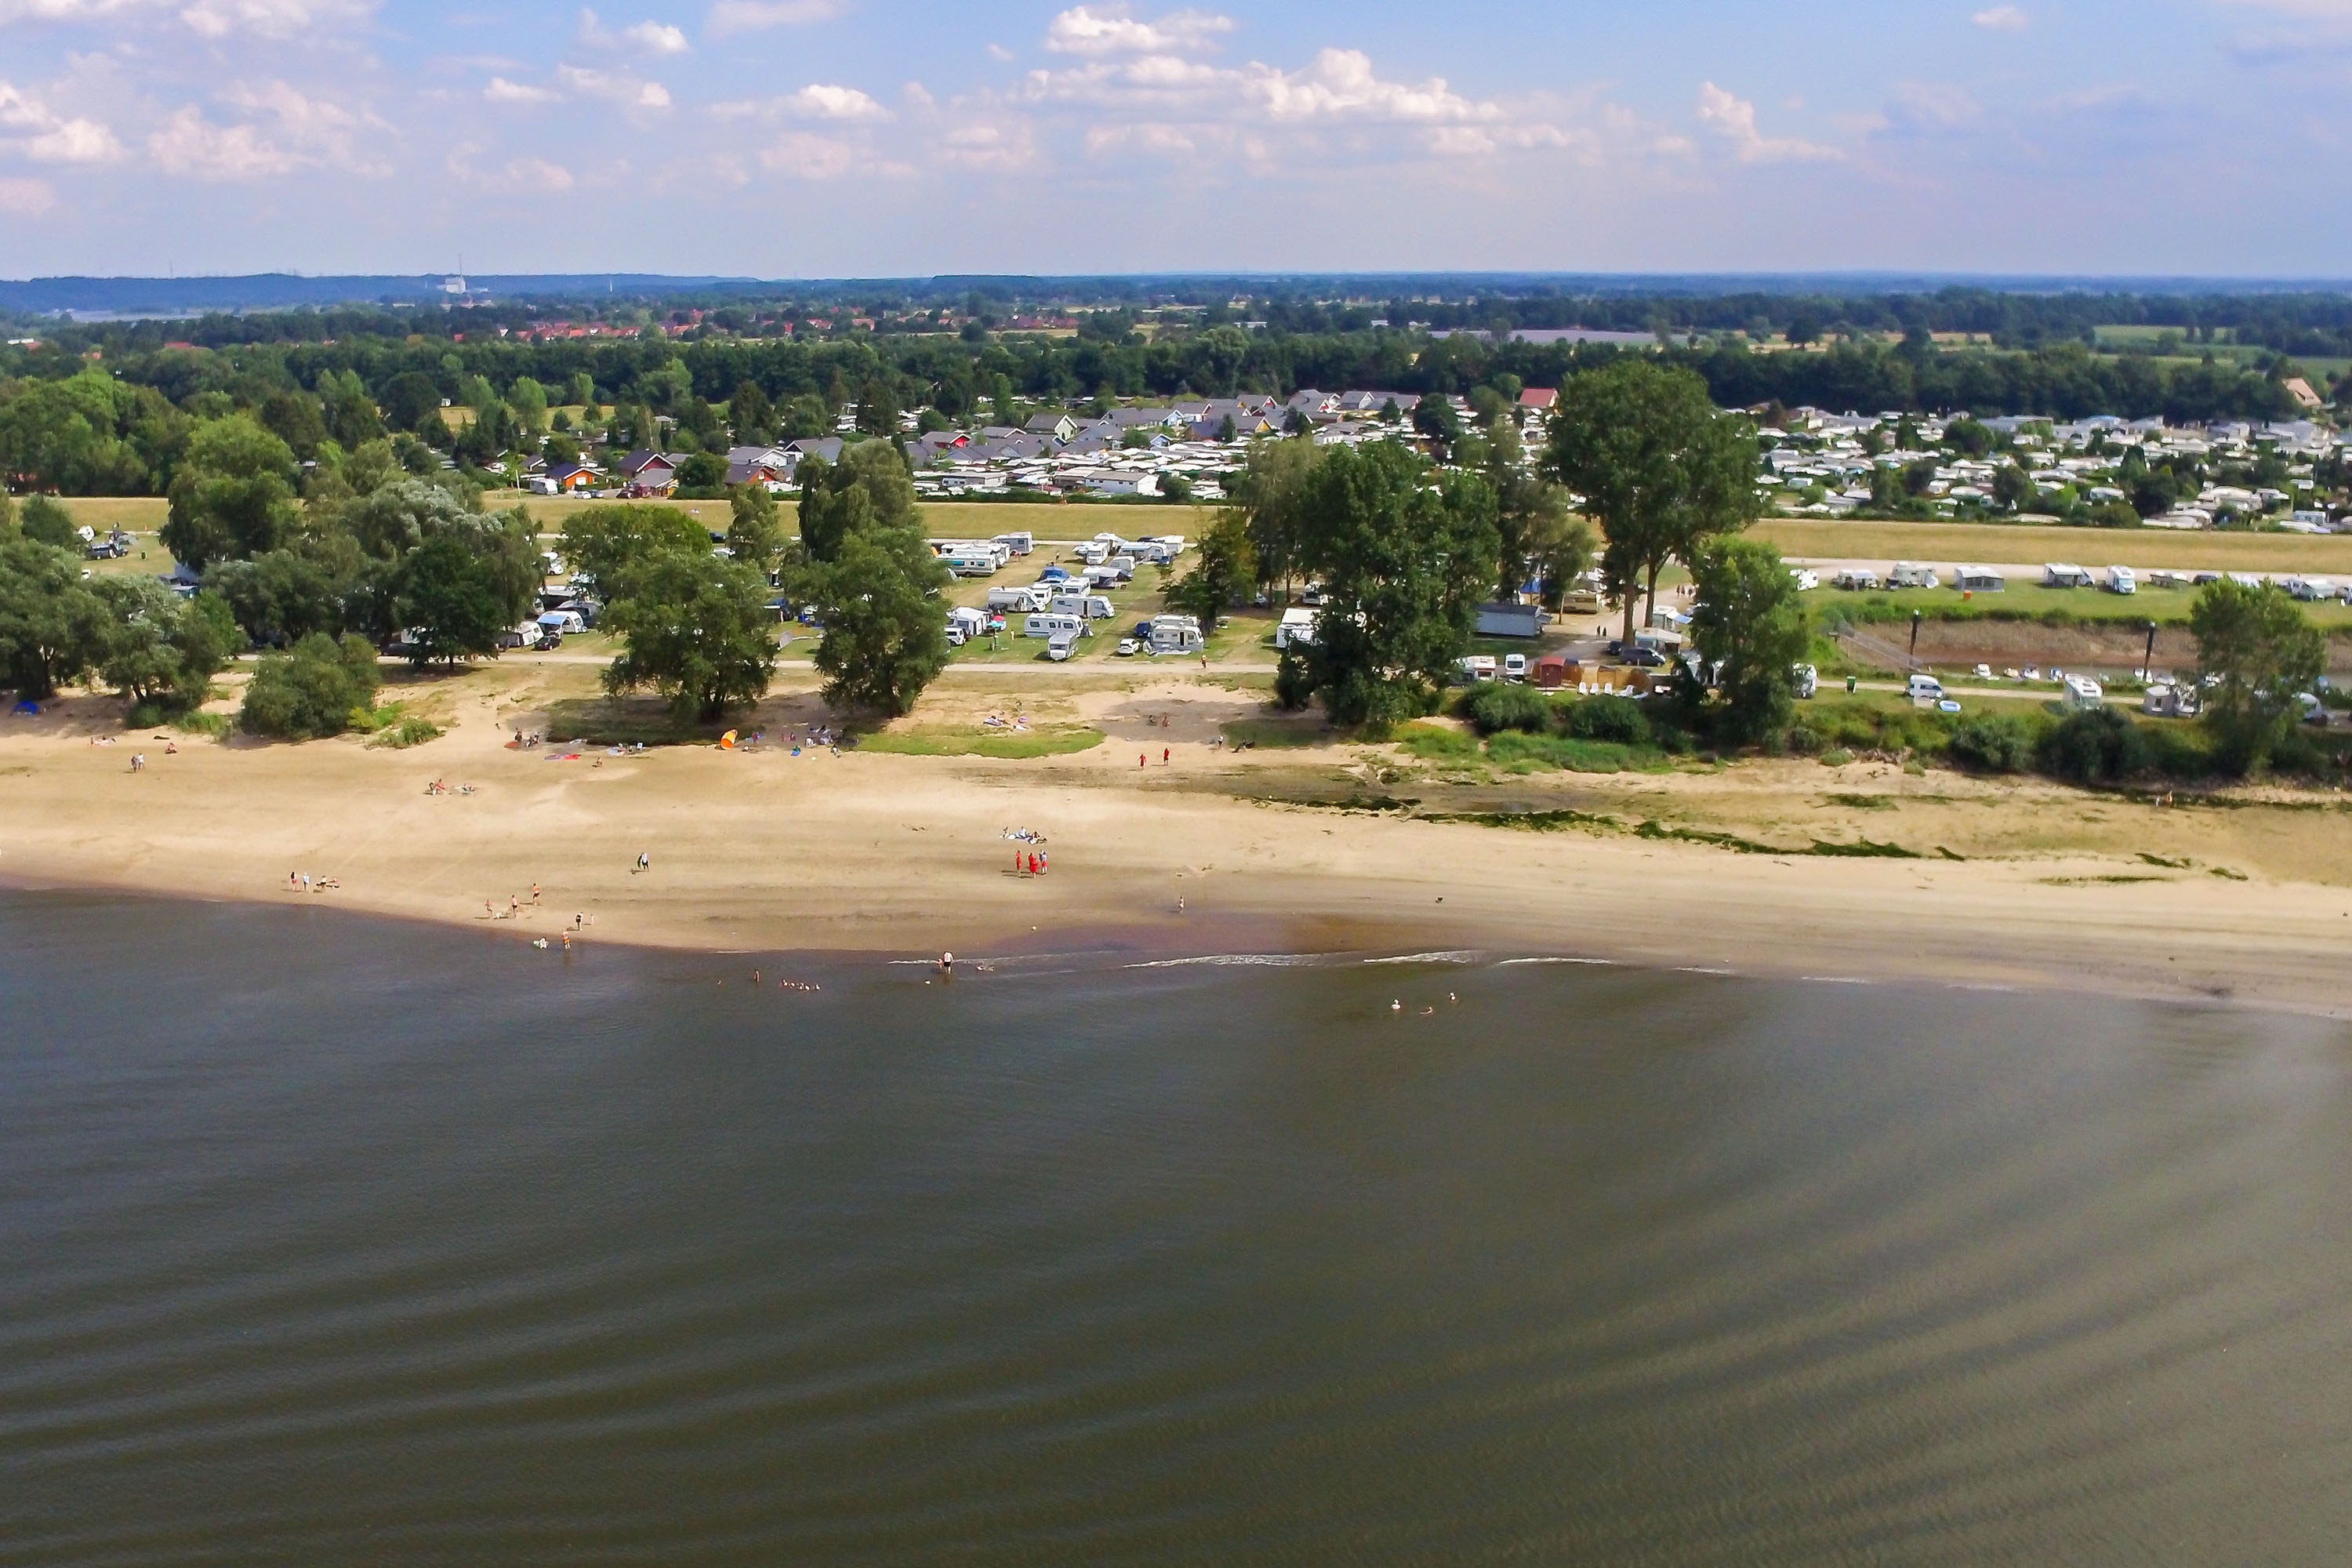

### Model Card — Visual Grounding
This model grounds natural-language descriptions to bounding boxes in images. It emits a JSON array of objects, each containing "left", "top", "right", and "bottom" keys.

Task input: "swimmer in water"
[{"left": 940, "top": 951, "right": 955, "bottom": 973}]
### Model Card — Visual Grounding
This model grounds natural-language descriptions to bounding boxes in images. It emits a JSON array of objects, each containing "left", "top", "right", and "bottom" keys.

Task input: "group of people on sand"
[
  {"left": 424, "top": 779, "right": 476, "bottom": 796},
  {"left": 287, "top": 872, "right": 340, "bottom": 893}
]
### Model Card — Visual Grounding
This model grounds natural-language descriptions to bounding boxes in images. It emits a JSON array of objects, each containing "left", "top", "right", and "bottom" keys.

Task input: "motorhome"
[
  {"left": 1276, "top": 607, "right": 1319, "bottom": 649},
  {"left": 939, "top": 550, "right": 1000, "bottom": 579},
  {"left": 1457, "top": 655, "right": 1497, "bottom": 681},
  {"left": 2062, "top": 675, "right": 2105, "bottom": 711},
  {"left": 986, "top": 585, "right": 1051, "bottom": 615},
  {"left": 991, "top": 532, "right": 1034, "bottom": 557},
  {"left": 1048, "top": 593, "right": 1117, "bottom": 621},
  {"left": 1147, "top": 615, "right": 1205, "bottom": 655},
  {"left": 1788, "top": 568, "right": 1820, "bottom": 592},
  {"left": 1889, "top": 562, "right": 1939, "bottom": 590},
  {"left": 1906, "top": 673, "right": 1946, "bottom": 703},
  {"left": 1833, "top": 568, "right": 1882, "bottom": 591},
  {"left": 1022, "top": 612, "right": 1086, "bottom": 640},
  {"left": 2043, "top": 563, "right": 2095, "bottom": 588},
  {"left": 2103, "top": 565, "right": 2137, "bottom": 595}
]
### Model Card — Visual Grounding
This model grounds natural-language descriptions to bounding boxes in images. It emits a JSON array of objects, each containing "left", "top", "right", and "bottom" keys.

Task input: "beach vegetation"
[
  {"left": 1463, "top": 682, "right": 1553, "bottom": 735},
  {"left": 240, "top": 632, "right": 383, "bottom": 739},
  {"left": 2191, "top": 578, "right": 2328, "bottom": 776},
  {"left": 1689, "top": 538, "right": 1812, "bottom": 743},
  {"left": 1543, "top": 360, "right": 1759, "bottom": 648},
  {"left": 794, "top": 444, "right": 949, "bottom": 717},
  {"left": 600, "top": 549, "right": 780, "bottom": 723},
  {"left": 1282, "top": 441, "right": 1501, "bottom": 729}
]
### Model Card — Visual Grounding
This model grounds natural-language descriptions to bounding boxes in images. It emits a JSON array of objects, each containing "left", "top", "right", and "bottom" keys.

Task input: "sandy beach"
[{"left": 5, "top": 665, "right": 2350, "bottom": 1016}]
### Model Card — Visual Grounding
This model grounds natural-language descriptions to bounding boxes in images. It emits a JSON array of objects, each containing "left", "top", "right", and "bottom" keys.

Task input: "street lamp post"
[
  {"left": 2143, "top": 619, "right": 2158, "bottom": 681},
  {"left": 1908, "top": 608, "right": 1922, "bottom": 668}
]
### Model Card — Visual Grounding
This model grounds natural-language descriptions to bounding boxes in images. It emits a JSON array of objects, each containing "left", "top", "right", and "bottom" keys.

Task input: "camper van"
[
  {"left": 1833, "top": 568, "right": 1883, "bottom": 591},
  {"left": 1049, "top": 593, "right": 1116, "bottom": 621},
  {"left": 939, "top": 550, "right": 1000, "bottom": 579},
  {"left": 986, "top": 585, "right": 1051, "bottom": 615},
  {"left": 1788, "top": 568, "right": 1820, "bottom": 592},
  {"left": 1276, "top": 607, "right": 1319, "bottom": 649},
  {"left": 2103, "top": 565, "right": 2137, "bottom": 595},
  {"left": 1147, "top": 615, "right": 1205, "bottom": 655},
  {"left": 991, "top": 532, "right": 1034, "bottom": 557},
  {"left": 1906, "top": 673, "right": 1947, "bottom": 703},
  {"left": 2063, "top": 675, "right": 2105, "bottom": 711},
  {"left": 1457, "top": 655, "right": 1497, "bottom": 682},
  {"left": 2043, "top": 563, "right": 2095, "bottom": 589},
  {"left": 1889, "top": 562, "right": 1940, "bottom": 590},
  {"left": 1022, "top": 612, "right": 1086, "bottom": 640}
]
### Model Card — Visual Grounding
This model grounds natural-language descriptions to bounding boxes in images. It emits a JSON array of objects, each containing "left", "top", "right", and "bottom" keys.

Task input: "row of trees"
[{"left": 2, "top": 321, "right": 2310, "bottom": 497}]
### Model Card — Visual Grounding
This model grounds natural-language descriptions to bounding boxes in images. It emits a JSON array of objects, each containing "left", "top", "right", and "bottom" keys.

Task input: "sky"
[{"left": 1, "top": 0, "right": 2347, "bottom": 281}]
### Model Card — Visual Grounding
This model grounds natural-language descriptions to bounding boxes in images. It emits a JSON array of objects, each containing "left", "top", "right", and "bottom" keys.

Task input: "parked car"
[
  {"left": 1621, "top": 647, "right": 1668, "bottom": 670},
  {"left": 1116, "top": 639, "right": 1140, "bottom": 657}
]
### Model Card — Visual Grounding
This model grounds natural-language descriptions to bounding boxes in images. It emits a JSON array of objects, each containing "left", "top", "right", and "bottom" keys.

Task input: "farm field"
[{"left": 1755, "top": 517, "right": 2352, "bottom": 574}]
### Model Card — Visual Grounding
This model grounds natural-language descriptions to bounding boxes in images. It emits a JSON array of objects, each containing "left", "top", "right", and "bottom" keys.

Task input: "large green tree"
[
  {"left": 797, "top": 442, "right": 920, "bottom": 564},
  {"left": 2190, "top": 579, "right": 2326, "bottom": 775},
  {"left": 601, "top": 548, "right": 780, "bottom": 721},
  {"left": 560, "top": 503, "right": 710, "bottom": 595},
  {"left": 1544, "top": 361, "right": 1759, "bottom": 648},
  {"left": 1287, "top": 440, "right": 1500, "bottom": 728},
  {"left": 0, "top": 537, "right": 112, "bottom": 698},
  {"left": 1234, "top": 436, "right": 1321, "bottom": 596},
  {"left": 394, "top": 536, "right": 509, "bottom": 666},
  {"left": 1688, "top": 539, "right": 1812, "bottom": 743},
  {"left": 241, "top": 632, "right": 382, "bottom": 739},
  {"left": 92, "top": 578, "right": 236, "bottom": 713},
  {"left": 161, "top": 414, "right": 303, "bottom": 572},
  {"left": 1163, "top": 508, "right": 1258, "bottom": 631},
  {"left": 725, "top": 484, "right": 792, "bottom": 579},
  {"left": 802, "top": 529, "right": 949, "bottom": 716}
]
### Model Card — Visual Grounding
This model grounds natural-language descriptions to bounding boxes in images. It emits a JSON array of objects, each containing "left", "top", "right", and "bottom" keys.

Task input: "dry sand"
[{"left": 5, "top": 669, "right": 2351, "bottom": 1016}]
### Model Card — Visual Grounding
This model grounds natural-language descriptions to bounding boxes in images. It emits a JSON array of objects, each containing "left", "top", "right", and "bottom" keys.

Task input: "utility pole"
[
  {"left": 2143, "top": 619, "right": 2158, "bottom": 681},
  {"left": 1908, "top": 608, "right": 1922, "bottom": 668}
]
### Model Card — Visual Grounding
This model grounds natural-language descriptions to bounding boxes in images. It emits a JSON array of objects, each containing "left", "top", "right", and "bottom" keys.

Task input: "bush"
[
  {"left": 1819, "top": 748, "right": 1855, "bottom": 767},
  {"left": 368, "top": 717, "right": 443, "bottom": 750},
  {"left": 1947, "top": 713, "right": 2035, "bottom": 773},
  {"left": 1563, "top": 693, "right": 1650, "bottom": 744},
  {"left": 2036, "top": 706, "right": 2151, "bottom": 784},
  {"left": 1465, "top": 682, "right": 1555, "bottom": 736},
  {"left": 1784, "top": 724, "right": 1824, "bottom": 755},
  {"left": 1398, "top": 722, "right": 1478, "bottom": 760},
  {"left": 241, "top": 632, "right": 382, "bottom": 739}
]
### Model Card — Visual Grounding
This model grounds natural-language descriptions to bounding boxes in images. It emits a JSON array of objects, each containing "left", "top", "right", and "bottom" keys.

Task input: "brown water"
[{"left": 3, "top": 890, "right": 2350, "bottom": 1565}]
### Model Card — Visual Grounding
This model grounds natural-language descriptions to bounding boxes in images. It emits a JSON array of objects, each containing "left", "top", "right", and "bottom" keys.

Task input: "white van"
[
  {"left": 2104, "top": 565, "right": 2137, "bottom": 595},
  {"left": 1906, "top": 673, "right": 1946, "bottom": 703},
  {"left": 1022, "top": 612, "right": 1086, "bottom": 640},
  {"left": 1890, "top": 561, "right": 1939, "bottom": 590},
  {"left": 1503, "top": 653, "right": 1530, "bottom": 683},
  {"left": 2063, "top": 675, "right": 2105, "bottom": 711}
]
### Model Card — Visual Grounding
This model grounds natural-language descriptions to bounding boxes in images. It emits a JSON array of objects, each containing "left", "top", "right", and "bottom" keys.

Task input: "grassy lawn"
[
  {"left": 1755, "top": 518, "right": 2352, "bottom": 575},
  {"left": 924, "top": 500, "right": 1211, "bottom": 543},
  {"left": 855, "top": 726, "right": 1105, "bottom": 759}
]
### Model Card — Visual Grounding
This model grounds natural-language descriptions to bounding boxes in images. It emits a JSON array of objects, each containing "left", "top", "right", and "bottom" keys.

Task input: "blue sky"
[{"left": 0, "top": 0, "right": 2345, "bottom": 278}]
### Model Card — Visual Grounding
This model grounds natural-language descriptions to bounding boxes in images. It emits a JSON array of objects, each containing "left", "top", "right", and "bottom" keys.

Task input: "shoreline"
[{"left": 8, "top": 675, "right": 2352, "bottom": 1020}]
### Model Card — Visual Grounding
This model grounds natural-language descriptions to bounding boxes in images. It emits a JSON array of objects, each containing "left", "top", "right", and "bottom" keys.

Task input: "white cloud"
[
  {"left": 1045, "top": 5, "right": 1233, "bottom": 56},
  {"left": 1250, "top": 49, "right": 1490, "bottom": 123},
  {"left": 1973, "top": 5, "right": 2029, "bottom": 28},
  {"left": 577, "top": 9, "right": 690, "bottom": 51},
  {"left": 760, "top": 129, "right": 857, "bottom": 177},
  {"left": 0, "top": 0, "right": 151, "bottom": 16},
  {"left": 987, "top": 42, "right": 1014, "bottom": 62},
  {"left": 788, "top": 82, "right": 886, "bottom": 120},
  {"left": 0, "top": 80, "right": 124, "bottom": 163},
  {"left": 622, "top": 17, "right": 689, "bottom": 51},
  {"left": 704, "top": 0, "right": 840, "bottom": 35},
  {"left": 178, "top": 0, "right": 370, "bottom": 38},
  {"left": 485, "top": 75, "right": 559, "bottom": 104},
  {"left": 557, "top": 64, "right": 672, "bottom": 110},
  {"left": 1697, "top": 82, "right": 1841, "bottom": 163},
  {"left": 148, "top": 104, "right": 298, "bottom": 179},
  {"left": 0, "top": 175, "right": 54, "bottom": 213}
]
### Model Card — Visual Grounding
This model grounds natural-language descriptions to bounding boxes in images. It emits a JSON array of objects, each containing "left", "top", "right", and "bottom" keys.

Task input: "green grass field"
[
  {"left": 854, "top": 726, "right": 1105, "bottom": 759},
  {"left": 1813, "top": 579, "right": 2352, "bottom": 630}
]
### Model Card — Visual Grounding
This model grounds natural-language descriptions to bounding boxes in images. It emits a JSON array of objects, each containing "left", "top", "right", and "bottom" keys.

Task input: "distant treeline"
[{"left": 0, "top": 325, "right": 2308, "bottom": 497}]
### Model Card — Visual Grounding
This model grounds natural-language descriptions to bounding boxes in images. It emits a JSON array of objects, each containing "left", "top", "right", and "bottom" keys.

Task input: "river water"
[{"left": 4, "top": 888, "right": 2350, "bottom": 1566}]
